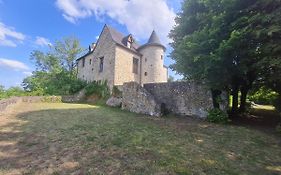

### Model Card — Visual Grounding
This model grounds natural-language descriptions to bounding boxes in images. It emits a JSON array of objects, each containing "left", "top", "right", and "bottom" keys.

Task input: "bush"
[
  {"left": 69, "top": 79, "right": 87, "bottom": 94},
  {"left": 207, "top": 108, "right": 229, "bottom": 124},
  {"left": 248, "top": 87, "right": 278, "bottom": 105},
  {"left": 85, "top": 80, "right": 110, "bottom": 98}
]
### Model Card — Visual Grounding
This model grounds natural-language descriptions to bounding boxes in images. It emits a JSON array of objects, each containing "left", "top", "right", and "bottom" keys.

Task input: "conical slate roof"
[
  {"left": 138, "top": 30, "right": 166, "bottom": 51},
  {"left": 147, "top": 30, "right": 162, "bottom": 45}
]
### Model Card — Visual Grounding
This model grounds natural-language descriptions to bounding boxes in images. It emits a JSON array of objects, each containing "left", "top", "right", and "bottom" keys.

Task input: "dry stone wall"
[
  {"left": 0, "top": 96, "right": 62, "bottom": 112},
  {"left": 122, "top": 82, "right": 161, "bottom": 116},
  {"left": 0, "top": 97, "right": 21, "bottom": 112},
  {"left": 144, "top": 82, "right": 213, "bottom": 118}
]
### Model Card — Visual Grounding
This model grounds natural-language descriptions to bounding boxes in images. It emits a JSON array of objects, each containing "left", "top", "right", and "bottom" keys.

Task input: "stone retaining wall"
[
  {"left": 61, "top": 89, "right": 86, "bottom": 103},
  {"left": 0, "top": 96, "right": 62, "bottom": 112},
  {"left": 144, "top": 82, "right": 213, "bottom": 118},
  {"left": 0, "top": 97, "right": 21, "bottom": 112},
  {"left": 122, "top": 82, "right": 161, "bottom": 116},
  {"left": 122, "top": 81, "right": 216, "bottom": 118}
]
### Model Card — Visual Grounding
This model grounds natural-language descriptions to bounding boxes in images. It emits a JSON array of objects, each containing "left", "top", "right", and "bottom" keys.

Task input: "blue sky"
[{"left": 0, "top": 0, "right": 182, "bottom": 88}]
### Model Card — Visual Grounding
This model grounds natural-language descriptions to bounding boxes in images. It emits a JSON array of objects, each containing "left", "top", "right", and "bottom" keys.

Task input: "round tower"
[{"left": 138, "top": 30, "right": 167, "bottom": 84}]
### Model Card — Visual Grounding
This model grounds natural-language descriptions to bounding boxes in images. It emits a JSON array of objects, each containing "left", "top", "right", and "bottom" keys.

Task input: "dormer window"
[
  {"left": 127, "top": 41, "right": 131, "bottom": 48},
  {"left": 127, "top": 35, "right": 133, "bottom": 48}
]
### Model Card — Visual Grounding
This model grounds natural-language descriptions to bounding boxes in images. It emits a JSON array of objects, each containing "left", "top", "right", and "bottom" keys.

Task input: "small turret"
[{"left": 138, "top": 31, "right": 167, "bottom": 84}]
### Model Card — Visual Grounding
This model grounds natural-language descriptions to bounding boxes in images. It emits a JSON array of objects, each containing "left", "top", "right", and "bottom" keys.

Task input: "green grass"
[{"left": 0, "top": 103, "right": 280, "bottom": 175}]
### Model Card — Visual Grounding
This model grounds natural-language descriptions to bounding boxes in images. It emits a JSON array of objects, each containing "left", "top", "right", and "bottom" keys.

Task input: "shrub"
[
  {"left": 69, "top": 79, "right": 87, "bottom": 94},
  {"left": 207, "top": 108, "right": 229, "bottom": 124},
  {"left": 85, "top": 80, "right": 110, "bottom": 98}
]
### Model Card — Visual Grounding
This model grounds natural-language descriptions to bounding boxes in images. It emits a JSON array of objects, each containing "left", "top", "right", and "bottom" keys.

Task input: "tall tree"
[
  {"left": 31, "top": 36, "right": 83, "bottom": 74},
  {"left": 169, "top": 0, "right": 281, "bottom": 113},
  {"left": 53, "top": 37, "right": 84, "bottom": 74},
  {"left": 23, "top": 37, "right": 85, "bottom": 95}
]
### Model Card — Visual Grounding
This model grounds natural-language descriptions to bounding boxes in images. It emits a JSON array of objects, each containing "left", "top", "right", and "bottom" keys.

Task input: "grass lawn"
[{"left": 0, "top": 103, "right": 280, "bottom": 175}]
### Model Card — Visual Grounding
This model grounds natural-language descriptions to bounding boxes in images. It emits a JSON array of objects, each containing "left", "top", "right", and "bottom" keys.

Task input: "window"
[
  {"left": 89, "top": 59, "right": 92, "bottom": 65},
  {"left": 82, "top": 58, "right": 85, "bottom": 67},
  {"left": 144, "top": 72, "right": 147, "bottom": 76},
  {"left": 145, "top": 58, "right": 147, "bottom": 62},
  {"left": 133, "top": 57, "right": 139, "bottom": 74},
  {"left": 99, "top": 57, "right": 104, "bottom": 72},
  {"left": 161, "top": 55, "right": 163, "bottom": 60}
]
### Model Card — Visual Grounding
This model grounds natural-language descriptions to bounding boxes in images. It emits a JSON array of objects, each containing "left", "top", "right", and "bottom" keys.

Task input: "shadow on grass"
[
  {"left": 0, "top": 104, "right": 281, "bottom": 174},
  {"left": 231, "top": 107, "right": 280, "bottom": 134}
]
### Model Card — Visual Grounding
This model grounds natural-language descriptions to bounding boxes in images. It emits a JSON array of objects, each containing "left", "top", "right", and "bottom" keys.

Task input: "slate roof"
[
  {"left": 137, "top": 30, "right": 166, "bottom": 51},
  {"left": 147, "top": 30, "right": 161, "bottom": 45},
  {"left": 107, "top": 25, "right": 140, "bottom": 52},
  {"left": 76, "top": 25, "right": 165, "bottom": 61}
]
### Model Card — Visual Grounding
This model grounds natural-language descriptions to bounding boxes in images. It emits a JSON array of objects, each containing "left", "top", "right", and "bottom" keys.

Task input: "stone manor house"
[{"left": 76, "top": 24, "right": 168, "bottom": 88}]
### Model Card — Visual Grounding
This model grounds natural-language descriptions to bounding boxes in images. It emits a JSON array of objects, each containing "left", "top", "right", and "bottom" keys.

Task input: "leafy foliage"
[
  {"left": 22, "top": 37, "right": 86, "bottom": 96},
  {"left": 169, "top": 0, "right": 281, "bottom": 113},
  {"left": 207, "top": 108, "right": 229, "bottom": 124},
  {"left": 22, "top": 71, "right": 87, "bottom": 96},
  {"left": 85, "top": 81, "right": 110, "bottom": 98},
  {"left": 248, "top": 87, "right": 279, "bottom": 105},
  {"left": 0, "top": 85, "right": 27, "bottom": 100}
]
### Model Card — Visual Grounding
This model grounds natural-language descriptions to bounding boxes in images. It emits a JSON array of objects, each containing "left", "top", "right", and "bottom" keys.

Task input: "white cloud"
[
  {"left": 0, "top": 22, "right": 26, "bottom": 47},
  {"left": 56, "top": 0, "right": 176, "bottom": 45},
  {"left": 35, "top": 36, "right": 52, "bottom": 47},
  {"left": 0, "top": 58, "right": 29, "bottom": 71}
]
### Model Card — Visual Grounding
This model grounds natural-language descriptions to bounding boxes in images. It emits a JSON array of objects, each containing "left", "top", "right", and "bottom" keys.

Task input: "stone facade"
[
  {"left": 139, "top": 45, "right": 168, "bottom": 84},
  {"left": 114, "top": 46, "right": 141, "bottom": 85},
  {"left": 77, "top": 25, "right": 168, "bottom": 89},
  {"left": 122, "top": 81, "right": 215, "bottom": 118},
  {"left": 77, "top": 26, "right": 116, "bottom": 89}
]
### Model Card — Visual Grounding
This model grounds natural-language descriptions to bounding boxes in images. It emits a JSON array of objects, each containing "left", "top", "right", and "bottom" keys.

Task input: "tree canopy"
[
  {"left": 23, "top": 36, "right": 86, "bottom": 95},
  {"left": 169, "top": 0, "right": 281, "bottom": 113}
]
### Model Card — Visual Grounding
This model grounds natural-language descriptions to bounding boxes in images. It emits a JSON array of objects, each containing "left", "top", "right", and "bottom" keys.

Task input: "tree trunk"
[
  {"left": 232, "top": 85, "right": 239, "bottom": 114},
  {"left": 239, "top": 85, "right": 249, "bottom": 113},
  {"left": 211, "top": 89, "right": 221, "bottom": 109}
]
